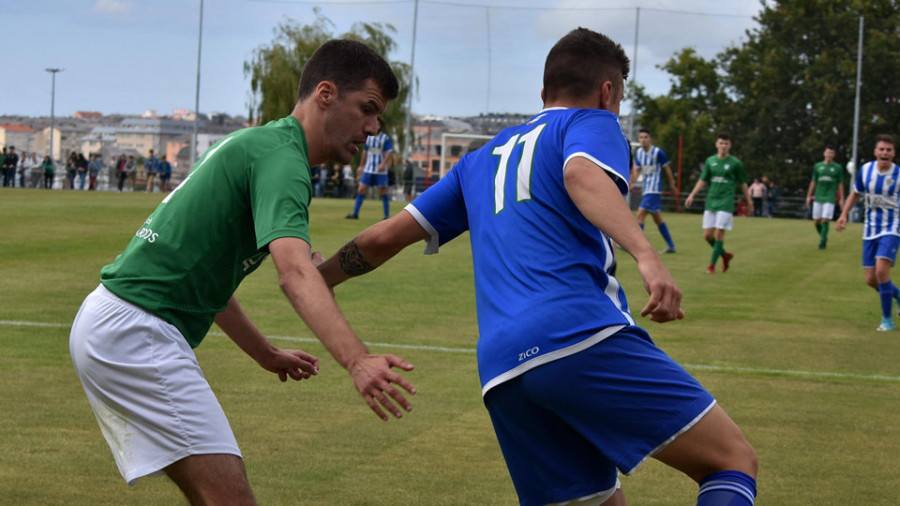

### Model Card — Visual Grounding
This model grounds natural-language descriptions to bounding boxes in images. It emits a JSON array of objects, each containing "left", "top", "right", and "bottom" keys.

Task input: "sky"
[{"left": 0, "top": 0, "right": 764, "bottom": 120}]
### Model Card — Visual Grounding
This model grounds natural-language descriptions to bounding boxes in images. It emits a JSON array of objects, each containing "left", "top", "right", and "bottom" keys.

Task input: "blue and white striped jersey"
[
  {"left": 407, "top": 107, "right": 634, "bottom": 395},
  {"left": 854, "top": 161, "right": 900, "bottom": 240},
  {"left": 362, "top": 133, "right": 393, "bottom": 174},
  {"left": 633, "top": 145, "right": 669, "bottom": 194}
]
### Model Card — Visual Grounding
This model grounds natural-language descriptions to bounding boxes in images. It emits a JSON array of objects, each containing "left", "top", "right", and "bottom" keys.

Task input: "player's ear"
[
  {"left": 598, "top": 80, "right": 614, "bottom": 111},
  {"left": 315, "top": 81, "right": 338, "bottom": 109}
]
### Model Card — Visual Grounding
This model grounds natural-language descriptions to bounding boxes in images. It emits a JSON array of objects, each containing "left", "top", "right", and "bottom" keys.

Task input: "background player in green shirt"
[
  {"left": 70, "top": 40, "right": 417, "bottom": 505},
  {"left": 684, "top": 133, "right": 753, "bottom": 274},
  {"left": 805, "top": 146, "right": 844, "bottom": 249}
]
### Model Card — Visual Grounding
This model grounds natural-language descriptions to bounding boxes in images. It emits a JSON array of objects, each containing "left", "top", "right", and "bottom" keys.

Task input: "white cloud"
[{"left": 93, "top": 0, "right": 131, "bottom": 14}]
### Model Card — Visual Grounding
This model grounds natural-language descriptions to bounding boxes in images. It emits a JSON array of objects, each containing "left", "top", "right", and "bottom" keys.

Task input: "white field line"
[{"left": 6, "top": 319, "right": 899, "bottom": 382}]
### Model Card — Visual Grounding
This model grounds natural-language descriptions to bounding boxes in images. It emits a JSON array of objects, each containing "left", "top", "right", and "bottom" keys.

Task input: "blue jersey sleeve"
[
  {"left": 658, "top": 149, "right": 669, "bottom": 166},
  {"left": 563, "top": 112, "right": 631, "bottom": 194},
  {"left": 406, "top": 166, "right": 469, "bottom": 254},
  {"left": 853, "top": 164, "right": 865, "bottom": 194}
]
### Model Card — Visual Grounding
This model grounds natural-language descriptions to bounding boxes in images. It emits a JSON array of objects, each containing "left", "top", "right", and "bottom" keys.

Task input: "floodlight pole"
[
  {"left": 850, "top": 15, "right": 863, "bottom": 177},
  {"left": 191, "top": 0, "right": 204, "bottom": 169},
  {"left": 629, "top": 6, "right": 640, "bottom": 141},
  {"left": 404, "top": 0, "right": 419, "bottom": 161},
  {"left": 45, "top": 68, "right": 63, "bottom": 165}
]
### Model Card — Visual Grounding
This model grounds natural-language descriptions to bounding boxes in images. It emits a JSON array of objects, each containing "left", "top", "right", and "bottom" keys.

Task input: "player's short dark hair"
[
  {"left": 638, "top": 128, "right": 651, "bottom": 136},
  {"left": 717, "top": 132, "right": 731, "bottom": 141},
  {"left": 875, "top": 134, "right": 895, "bottom": 147},
  {"left": 297, "top": 39, "right": 399, "bottom": 102},
  {"left": 543, "top": 28, "right": 629, "bottom": 103},
  {"left": 824, "top": 146, "right": 835, "bottom": 151}
]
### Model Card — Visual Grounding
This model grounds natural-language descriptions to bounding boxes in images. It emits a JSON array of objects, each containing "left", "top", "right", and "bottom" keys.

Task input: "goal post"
[{"left": 438, "top": 133, "right": 494, "bottom": 178}]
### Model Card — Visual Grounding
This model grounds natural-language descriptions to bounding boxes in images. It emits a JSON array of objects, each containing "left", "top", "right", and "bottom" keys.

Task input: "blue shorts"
[
  {"left": 359, "top": 172, "right": 388, "bottom": 187},
  {"left": 639, "top": 193, "right": 662, "bottom": 213},
  {"left": 862, "top": 235, "right": 900, "bottom": 268},
  {"left": 483, "top": 326, "right": 715, "bottom": 506}
]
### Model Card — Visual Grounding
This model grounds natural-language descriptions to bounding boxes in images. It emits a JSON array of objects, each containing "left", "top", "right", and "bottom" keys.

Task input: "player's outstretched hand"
[
  {"left": 637, "top": 257, "right": 685, "bottom": 323},
  {"left": 258, "top": 348, "right": 320, "bottom": 382},
  {"left": 348, "top": 354, "right": 416, "bottom": 421}
]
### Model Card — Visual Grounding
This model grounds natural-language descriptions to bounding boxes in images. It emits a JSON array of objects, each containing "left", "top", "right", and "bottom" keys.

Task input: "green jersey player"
[
  {"left": 70, "top": 39, "right": 416, "bottom": 504},
  {"left": 805, "top": 147, "right": 844, "bottom": 249},
  {"left": 685, "top": 133, "right": 753, "bottom": 274}
]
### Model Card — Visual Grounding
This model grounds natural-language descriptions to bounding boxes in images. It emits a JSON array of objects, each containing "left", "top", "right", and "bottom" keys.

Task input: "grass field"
[{"left": 2, "top": 188, "right": 900, "bottom": 505}]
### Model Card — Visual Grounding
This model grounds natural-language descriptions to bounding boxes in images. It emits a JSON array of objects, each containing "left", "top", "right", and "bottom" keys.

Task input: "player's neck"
[{"left": 876, "top": 160, "right": 893, "bottom": 173}]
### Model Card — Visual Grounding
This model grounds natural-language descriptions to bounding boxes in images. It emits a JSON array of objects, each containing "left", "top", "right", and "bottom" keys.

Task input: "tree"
[
  {"left": 244, "top": 10, "right": 415, "bottom": 162},
  {"left": 634, "top": 0, "right": 900, "bottom": 196},
  {"left": 630, "top": 48, "right": 731, "bottom": 188}
]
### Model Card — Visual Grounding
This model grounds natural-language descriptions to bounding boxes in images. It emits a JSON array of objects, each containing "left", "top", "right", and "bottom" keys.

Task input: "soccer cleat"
[
  {"left": 345, "top": 213, "right": 359, "bottom": 219},
  {"left": 661, "top": 246, "right": 677, "bottom": 254},
  {"left": 877, "top": 318, "right": 895, "bottom": 331},
  {"left": 722, "top": 252, "right": 734, "bottom": 272},
  {"left": 706, "top": 264, "right": 715, "bottom": 274},
  {"left": 819, "top": 238, "right": 827, "bottom": 250}
]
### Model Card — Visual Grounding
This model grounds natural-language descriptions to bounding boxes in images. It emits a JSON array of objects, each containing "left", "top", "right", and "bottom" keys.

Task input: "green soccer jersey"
[
  {"left": 811, "top": 162, "right": 843, "bottom": 204},
  {"left": 101, "top": 116, "right": 313, "bottom": 348},
  {"left": 700, "top": 154, "right": 746, "bottom": 213}
]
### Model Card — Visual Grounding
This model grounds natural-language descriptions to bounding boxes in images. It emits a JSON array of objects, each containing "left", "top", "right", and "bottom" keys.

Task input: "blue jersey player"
[
  {"left": 632, "top": 128, "right": 678, "bottom": 253},
  {"left": 837, "top": 134, "right": 900, "bottom": 331},
  {"left": 319, "top": 28, "right": 757, "bottom": 506},
  {"left": 347, "top": 117, "right": 394, "bottom": 220}
]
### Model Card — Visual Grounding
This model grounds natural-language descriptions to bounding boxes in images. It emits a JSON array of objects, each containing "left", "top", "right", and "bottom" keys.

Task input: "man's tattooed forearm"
[{"left": 338, "top": 240, "right": 375, "bottom": 277}]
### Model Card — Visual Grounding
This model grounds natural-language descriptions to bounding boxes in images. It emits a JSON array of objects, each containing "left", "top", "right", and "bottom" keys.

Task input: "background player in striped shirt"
[
  {"left": 346, "top": 117, "right": 394, "bottom": 220},
  {"left": 632, "top": 128, "right": 678, "bottom": 253},
  {"left": 837, "top": 134, "right": 900, "bottom": 331},
  {"left": 805, "top": 147, "right": 844, "bottom": 249},
  {"left": 319, "top": 27, "right": 757, "bottom": 506}
]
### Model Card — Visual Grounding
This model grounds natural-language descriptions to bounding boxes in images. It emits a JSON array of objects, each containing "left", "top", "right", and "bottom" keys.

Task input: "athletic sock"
[
  {"left": 659, "top": 222, "right": 675, "bottom": 249},
  {"left": 879, "top": 281, "right": 895, "bottom": 319},
  {"left": 707, "top": 238, "right": 716, "bottom": 248},
  {"left": 697, "top": 470, "right": 756, "bottom": 506},
  {"left": 640, "top": 223, "right": 645, "bottom": 230},
  {"left": 819, "top": 222, "right": 829, "bottom": 243},
  {"left": 382, "top": 194, "right": 390, "bottom": 218},
  {"left": 352, "top": 194, "right": 364, "bottom": 216},
  {"left": 711, "top": 240, "right": 725, "bottom": 265},
  {"left": 815, "top": 222, "right": 822, "bottom": 234}
]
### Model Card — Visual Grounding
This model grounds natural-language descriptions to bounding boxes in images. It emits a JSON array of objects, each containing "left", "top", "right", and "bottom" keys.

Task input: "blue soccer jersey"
[
  {"left": 406, "top": 107, "right": 634, "bottom": 394},
  {"left": 362, "top": 133, "right": 392, "bottom": 174},
  {"left": 854, "top": 161, "right": 900, "bottom": 240},
  {"left": 634, "top": 145, "right": 669, "bottom": 194}
]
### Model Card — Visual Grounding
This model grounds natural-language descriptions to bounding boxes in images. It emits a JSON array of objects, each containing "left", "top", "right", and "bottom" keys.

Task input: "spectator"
[
  {"left": 2, "top": 146, "right": 19, "bottom": 187},
  {"left": 76, "top": 153, "right": 89, "bottom": 190},
  {"left": 748, "top": 178, "right": 766, "bottom": 217},
  {"left": 24, "top": 152, "right": 42, "bottom": 188},
  {"left": 766, "top": 180, "right": 778, "bottom": 217},
  {"left": 88, "top": 154, "right": 102, "bottom": 190},
  {"left": 158, "top": 155, "right": 173, "bottom": 193},
  {"left": 42, "top": 155, "right": 55, "bottom": 189},
  {"left": 144, "top": 149, "right": 159, "bottom": 192},
  {"left": 115, "top": 155, "right": 128, "bottom": 192},
  {"left": 65, "top": 152, "right": 77, "bottom": 189}
]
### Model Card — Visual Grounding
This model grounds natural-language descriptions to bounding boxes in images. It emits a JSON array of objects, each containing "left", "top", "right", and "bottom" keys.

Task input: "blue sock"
[
  {"left": 639, "top": 223, "right": 645, "bottom": 230},
  {"left": 352, "top": 194, "right": 364, "bottom": 216},
  {"left": 697, "top": 471, "right": 756, "bottom": 506},
  {"left": 659, "top": 222, "right": 675, "bottom": 248},
  {"left": 382, "top": 194, "right": 390, "bottom": 218},
  {"left": 879, "top": 281, "right": 894, "bottom": 319}
]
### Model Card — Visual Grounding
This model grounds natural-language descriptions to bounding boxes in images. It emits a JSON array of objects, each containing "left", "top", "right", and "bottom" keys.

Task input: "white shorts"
[
  {"left": 70, "top": 285, "right": 240, "bottom": 485},
  {"left": 702, "top": 210, "right": 734, "bottom": 231},
  {"left": 812, "top": 202, "right": 836, "bottom": 221}
]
